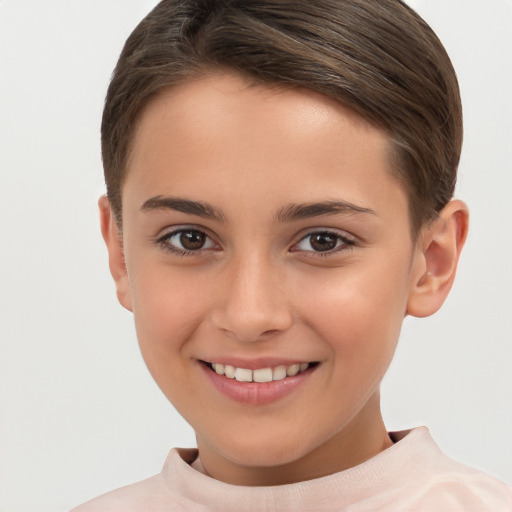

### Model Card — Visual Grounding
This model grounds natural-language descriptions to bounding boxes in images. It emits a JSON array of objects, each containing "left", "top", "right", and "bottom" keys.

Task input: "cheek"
[
  {"left": 299, "top": 261, "right": 409, "bottom": 362},
  {"left": 129, "top": 266, "right": 210, "bottom": 365}
]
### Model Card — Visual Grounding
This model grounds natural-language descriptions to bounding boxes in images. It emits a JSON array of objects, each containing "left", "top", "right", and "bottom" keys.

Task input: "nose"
[{"left": 209, "top": 253, "right": 293, "bottom": 342}]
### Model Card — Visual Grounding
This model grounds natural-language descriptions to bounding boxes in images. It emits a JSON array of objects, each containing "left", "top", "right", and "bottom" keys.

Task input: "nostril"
[
  {"left": 210, "top": 309, "right": 293, "bottom": 343},
  {"left": 261, "top": 328, "right": 281, "bottom": 337}
]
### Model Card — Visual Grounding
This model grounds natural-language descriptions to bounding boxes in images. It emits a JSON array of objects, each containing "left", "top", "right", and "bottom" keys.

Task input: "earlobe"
[
  {"left": 406, "top": 200, "right": 469, "bottom": 318},
  {"left": 99, "top": 196, "right": 133, "bottom": 312}
]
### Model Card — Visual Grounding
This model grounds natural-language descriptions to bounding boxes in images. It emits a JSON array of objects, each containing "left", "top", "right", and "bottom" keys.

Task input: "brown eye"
[
  {"left": 292, "top": 230, "right": 355, "bottom": 254},
  {"left": 180, "top": 230, "right": 206, "bottom": 250},
  {"left": 160, "top": 228, "right": 217, "bottom": 254},
  {"left": 309, "top": 232, "right": 339, "bottom": 252}
]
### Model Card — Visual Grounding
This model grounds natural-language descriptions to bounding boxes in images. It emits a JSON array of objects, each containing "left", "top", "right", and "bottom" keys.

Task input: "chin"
[{"left": 212, "top": 429, "right": 314, "bottom": 468}]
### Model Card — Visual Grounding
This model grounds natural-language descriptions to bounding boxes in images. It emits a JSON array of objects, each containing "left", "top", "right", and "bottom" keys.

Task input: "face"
[{"left": 115, "top": 73, "right": 427, "bottom": 484}]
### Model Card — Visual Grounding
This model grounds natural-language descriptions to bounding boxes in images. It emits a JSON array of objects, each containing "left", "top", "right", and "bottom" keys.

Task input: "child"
[{"left": 72, "top": 0, "right": 512, "bottom": 510}]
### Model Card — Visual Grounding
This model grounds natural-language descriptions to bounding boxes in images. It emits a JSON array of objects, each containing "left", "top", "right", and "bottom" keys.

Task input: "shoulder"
[
  {"left": 69, "top": 474, "right": 176, "bottom": 512},
  {"left": 407, "top": 473, "right": 512, "bottom": 511},
  {"left": 70, "top": 448, "right": 199, "bottom": 512},
  {"left": 389, "top": 428, "right": 512, "bottom": 511}
]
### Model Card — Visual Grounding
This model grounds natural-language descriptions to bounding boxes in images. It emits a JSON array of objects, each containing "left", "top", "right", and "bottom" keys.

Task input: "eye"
[
  {"left": 157, "top": 228, "right": 217, "bottom": 254},
  {"left": 292, "top": 231, "right": 355, "bottom": 254}
]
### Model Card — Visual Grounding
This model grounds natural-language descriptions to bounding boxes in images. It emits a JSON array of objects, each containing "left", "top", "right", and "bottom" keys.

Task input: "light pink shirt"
[{"left": 71, "top": 427, "right": 512, "bottom": 511}]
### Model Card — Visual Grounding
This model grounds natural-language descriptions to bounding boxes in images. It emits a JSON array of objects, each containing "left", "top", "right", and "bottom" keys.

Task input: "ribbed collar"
[{"left": 159, "top": 427, "right": 445, "bottom": 510}]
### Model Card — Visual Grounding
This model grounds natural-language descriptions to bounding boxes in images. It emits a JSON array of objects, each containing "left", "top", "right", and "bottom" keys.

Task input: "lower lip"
[{"left": 200, "top": 363, "right": 316, "bottom": 405}]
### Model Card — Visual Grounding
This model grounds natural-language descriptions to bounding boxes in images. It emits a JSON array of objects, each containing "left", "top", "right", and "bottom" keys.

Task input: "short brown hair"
[{"left": 102, "top": 0, "right": 462, "bottom": 234}]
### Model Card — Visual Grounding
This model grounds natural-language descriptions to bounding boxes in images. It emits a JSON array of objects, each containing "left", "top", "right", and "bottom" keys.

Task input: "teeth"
[
  {"left": 272, "top": 365, "right": 287, "bottom": 381},
  {"left": 211, "top": 362, "right": 310, "bottom": 382},
  {"left": 235, "top": 368, "right": 252, "bottom": 382},
  {"left": 286, "top": 364, "right": 300, "bottom": 376},
  {"left": 213, "top": 363, "right": 225, "bottom": 375},
  {"left": 224, "top": 365, "right": 236, "bottom": 379},
  {"left": 253, "top": 367, "right": 273, "bottom": 383}
]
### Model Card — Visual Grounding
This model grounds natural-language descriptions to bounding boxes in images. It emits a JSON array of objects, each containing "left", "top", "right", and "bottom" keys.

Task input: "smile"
[
  {"left": 208, "top": 362, "right": 311, "bottom": 382},
  {"left": 200, "top": 360, "right": 319, "bottom": 405}
]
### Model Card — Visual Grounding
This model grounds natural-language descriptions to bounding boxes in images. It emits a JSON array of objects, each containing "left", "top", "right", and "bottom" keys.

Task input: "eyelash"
[
  {"left": 155, "top": 228, "right": 218, "bottom": 257},
  {"left": 155, "top": 228, "right": 357, "bottom": 258},
  {"left": 293, "top": 230, "right": 356, "bottom": 258}
]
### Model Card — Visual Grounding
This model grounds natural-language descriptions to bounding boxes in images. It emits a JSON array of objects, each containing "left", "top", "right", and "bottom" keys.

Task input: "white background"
[{"left": 0, "top": 1, "right": 511, "bottom": 510}]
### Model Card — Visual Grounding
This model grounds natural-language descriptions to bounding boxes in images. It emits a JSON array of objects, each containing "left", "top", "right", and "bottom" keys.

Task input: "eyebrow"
[
  {"left": 140, "top": 195, "right": 226, "bottom": 222},
  {"left": 140, "top": 195, "right": 376, "bottom": 223},
  {"left": 276, "top": 201, "right": 377, "bottom": 222}
]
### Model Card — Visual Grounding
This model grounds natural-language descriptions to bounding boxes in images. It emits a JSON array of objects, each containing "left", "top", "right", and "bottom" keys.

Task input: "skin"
[{"left": 101, "top": 73, "right": 468, "bottom": 486}]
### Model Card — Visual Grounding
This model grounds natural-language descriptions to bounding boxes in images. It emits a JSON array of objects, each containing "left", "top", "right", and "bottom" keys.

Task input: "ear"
[
  {"left": 407, "top": 199, "right": 469, "bottom": 318},
  {"left": 99, "top": 196, "right": 133, "bottom": 312}
]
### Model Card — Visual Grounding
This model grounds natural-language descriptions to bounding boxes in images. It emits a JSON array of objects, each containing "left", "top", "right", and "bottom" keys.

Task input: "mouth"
[
  {"left": 203, "top": 361, "right": 316, "bottom": 383},
  {"left": 200, "top": 359, "right": 318, "bottom": 405}
]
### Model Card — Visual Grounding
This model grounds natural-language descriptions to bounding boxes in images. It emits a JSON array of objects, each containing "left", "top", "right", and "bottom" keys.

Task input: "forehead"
[
  {"left": 131, "top": 73, "right": 381, "bottom": 157},
  {"left": 124, "top": 73, "right": 409, "bottom": 227}
]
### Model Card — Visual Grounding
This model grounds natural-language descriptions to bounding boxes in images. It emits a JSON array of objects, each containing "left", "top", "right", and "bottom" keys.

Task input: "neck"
[{"left": 195, "top": 391, "right": 392, "bottom": 486}]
